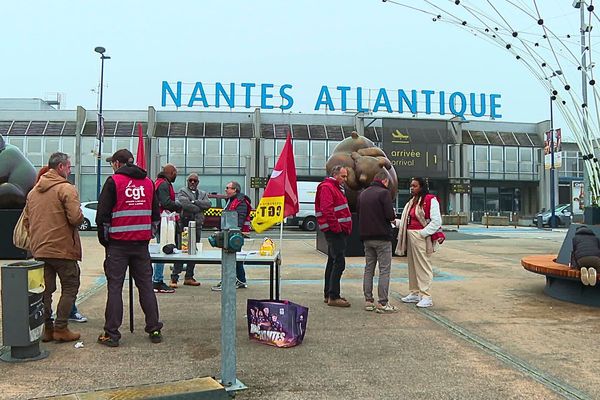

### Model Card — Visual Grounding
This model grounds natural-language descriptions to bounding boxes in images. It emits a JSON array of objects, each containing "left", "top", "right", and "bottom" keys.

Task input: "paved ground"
[{"left": 0, "top": 225, "right": 597, "bottom": 399}]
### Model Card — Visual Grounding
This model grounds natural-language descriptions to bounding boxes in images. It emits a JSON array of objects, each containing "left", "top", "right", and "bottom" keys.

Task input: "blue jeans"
[
  {"left": 70, "top": 303, "right": 79, "bottom": 317},
  {"left": 153, "top": 263, "right": 165, "bottom": 284},
  {"left": 236, "top": 261, "right": 246, "bottom": 283}
]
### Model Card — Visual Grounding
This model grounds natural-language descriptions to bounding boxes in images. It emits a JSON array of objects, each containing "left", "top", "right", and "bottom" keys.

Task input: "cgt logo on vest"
[{"left": 125, "top": 180, "right": 146, "bottom": 204}]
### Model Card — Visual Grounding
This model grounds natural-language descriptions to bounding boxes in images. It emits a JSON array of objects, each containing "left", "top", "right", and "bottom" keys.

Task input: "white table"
[
  {"left": 150, "top": 249, "right": 282, "bottom": 300},
  {"left": 149, "top": 247, "right": 281, "bottom": 391}
]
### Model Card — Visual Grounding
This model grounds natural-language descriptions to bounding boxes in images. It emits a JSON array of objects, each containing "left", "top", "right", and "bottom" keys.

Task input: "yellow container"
[
  {"left": 259, "top": 238, "right": 275, "bottom": 256},
  {"left": 181, "top": 228, "right": 189, "bottom": 251},
  {"left": 28, "top": 266, "right": 45, "bottom": 294}
]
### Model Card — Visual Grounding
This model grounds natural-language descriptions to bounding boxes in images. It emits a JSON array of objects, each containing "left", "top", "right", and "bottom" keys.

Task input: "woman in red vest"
[{"left": 395, "top": 177, "right": 442, "bottom": 308}]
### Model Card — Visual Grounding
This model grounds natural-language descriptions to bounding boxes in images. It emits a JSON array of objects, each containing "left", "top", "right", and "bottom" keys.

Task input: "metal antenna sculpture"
[{"left": 383, "top": 0, "right": 600, "bottom": 205}]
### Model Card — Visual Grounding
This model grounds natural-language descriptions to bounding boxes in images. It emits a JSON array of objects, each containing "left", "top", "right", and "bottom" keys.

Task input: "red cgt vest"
[
  {"left": 109, "top": 174, "right": 154, "bottom": 241},
  {"left": 154, "top": 177, "right": 179, "bottom": 221},
  {"left": 226, "top": 196, "right": 252, "bottom": 233}
]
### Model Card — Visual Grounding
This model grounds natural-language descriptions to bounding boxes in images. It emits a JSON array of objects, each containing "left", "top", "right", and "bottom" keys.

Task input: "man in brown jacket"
[{"left": 23, "top": 152, "right": 84, "bottom": 342}]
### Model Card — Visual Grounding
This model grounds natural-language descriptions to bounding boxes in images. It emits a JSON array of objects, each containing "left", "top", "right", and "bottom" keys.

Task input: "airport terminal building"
[{"left": 0, "top": 98, "right": 580, "bottom": 222}]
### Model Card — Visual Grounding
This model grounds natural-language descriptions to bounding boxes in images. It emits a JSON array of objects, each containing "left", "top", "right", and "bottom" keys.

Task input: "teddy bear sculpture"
[{"left": 325, "top": 131, "right": 398, "bottom": 211}]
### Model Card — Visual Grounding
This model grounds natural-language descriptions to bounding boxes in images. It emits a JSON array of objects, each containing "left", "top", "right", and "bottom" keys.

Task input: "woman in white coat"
[{"left": 396, "top": 177, "right": 442, "bottom": 308}]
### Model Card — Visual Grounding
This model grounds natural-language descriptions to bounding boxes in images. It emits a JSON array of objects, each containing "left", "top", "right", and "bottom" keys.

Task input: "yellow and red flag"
[{"left": 251, "top": 133, "right": 298, "bottom": 233}]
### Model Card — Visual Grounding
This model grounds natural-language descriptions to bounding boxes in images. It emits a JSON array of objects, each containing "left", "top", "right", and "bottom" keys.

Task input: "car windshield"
[{"left": 542, "top": 204, "right": 569, "bottom": 214}]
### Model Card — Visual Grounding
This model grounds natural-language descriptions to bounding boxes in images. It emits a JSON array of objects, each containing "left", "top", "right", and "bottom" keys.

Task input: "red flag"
[
  {"left": 136, "top": 122, "right": 146, "bottom": 170},
  {"left": 251, "top": 133, "right": 298, "bottom": 232}
]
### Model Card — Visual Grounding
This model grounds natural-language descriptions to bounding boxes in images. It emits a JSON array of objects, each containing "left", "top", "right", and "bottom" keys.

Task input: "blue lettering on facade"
[
  {"left": 162, "top": 81, "right": 182, "bottom": 108},
  {"left": 449, "top": 91, "right": 467, "bottom": 118},
  {"left": 215, "top": 82, "right": 234, "bottom": 108},
  {"left": 188, "top": 82, "right": 209, "bottom": 107},
  {"left": 241, "top": 82, "right": 255, "bottom": 108},
  {"left": 161, "top": 81, "right": 503, "bottom": 118},
  {"left": 421, "top": 90, "right": 435, "bottom": 115},
  {"left": 373, "top": 88, "right": 392, "bottom": 113},
  {"left": 314, "top": 86, "right": 335, "bottom": 111},
  {"left": 470, "top": 93, "right": 486, "bottom": 117},
  {"left": 337, "top": 86, "right": 351, "bottom": 112},
  {"left": 490, "top": 94, "right": 502, "bottom": 119},
  {"left": 279, "top": 84, "right": 294, "bottom": 110},
  {"left": 398, "top": 89, "right": 417, "bottom": 114}
]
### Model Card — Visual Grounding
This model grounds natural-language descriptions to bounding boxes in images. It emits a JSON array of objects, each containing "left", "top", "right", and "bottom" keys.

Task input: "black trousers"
[
  {"left": 324, "top": 231, "right": 348, "bottom": 300},
  {"left": 103, "top": 242, "right": 163, "bottom": 340}
]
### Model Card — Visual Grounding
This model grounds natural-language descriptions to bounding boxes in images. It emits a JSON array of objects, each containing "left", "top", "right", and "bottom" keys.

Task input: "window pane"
[
  {"left": 295, "top": 141, "right": 309, "bottom": 168},
  {"left": 520, "top": 148, "right": 532, "bottom": 162},
  {"left": 490, "top": 146, "right": 503, "bottom": 161},
  {"left": 63, "top": 137, "right": 75, "bottom": 156},
  {"left": 486, "top": 187, "right": 499, "bottom": 211},
  {"left": 168, "top": 138, "right": 185, "bottom": 167},
  {"left": 328, "top": 141, "right": 339, "bottom": 156},
  {"left": 239, "top": 139, "right": 251, "bottom": 156},
  {"left": 471, "top": 187, "right": 485, "bottom": 211},
  {"left": 475, "top": 146, "right": 488, "bottom": 161},
  {"left": 205, "top": 139, "right": 221, "bottom": 167},
  {"left": 45, "top": 138, "right": 60, "bottom": 157},
  {"left": 223, "top": 139, "right": 238, "bottom": 155},
  {"left": 187, "top": 138, "right": 203, "bottom": 168},
  {"left": 7, "top": 137, "right": 24, "bottom": 151}
]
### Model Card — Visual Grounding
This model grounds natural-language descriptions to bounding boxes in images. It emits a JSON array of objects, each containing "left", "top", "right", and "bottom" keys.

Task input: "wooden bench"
[{"left": 521, "top": 254, "right": 600, "bottom": 306}]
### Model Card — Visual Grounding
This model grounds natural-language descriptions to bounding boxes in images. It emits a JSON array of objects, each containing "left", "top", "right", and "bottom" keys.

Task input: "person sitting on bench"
[{"left": 570, "top": 225, "right": 600, "bottom": 286}]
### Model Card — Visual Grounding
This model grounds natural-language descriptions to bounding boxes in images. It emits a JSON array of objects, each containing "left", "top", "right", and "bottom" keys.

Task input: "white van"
[{"left": 288, "top": 181, "right": 320, "bottom": 231}]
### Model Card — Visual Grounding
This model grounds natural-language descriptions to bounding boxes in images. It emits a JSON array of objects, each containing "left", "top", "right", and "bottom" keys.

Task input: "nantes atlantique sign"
[{"left": 161, "top": 81, "right": 503, "bottom": 119}]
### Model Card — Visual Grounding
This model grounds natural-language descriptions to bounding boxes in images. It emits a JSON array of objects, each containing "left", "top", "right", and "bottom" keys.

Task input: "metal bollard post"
[
  {"left": 513, "top": 212, "right": 518, "bottom": 229},
  {"left": 456, "top": 212, "right": 460, "bottom": 230},
  {"left": 485, "top": 212, "right": 489, "bottom": 228}
]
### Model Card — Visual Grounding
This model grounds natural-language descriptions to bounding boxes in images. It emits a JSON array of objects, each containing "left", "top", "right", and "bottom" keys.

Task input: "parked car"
[
  {"left": 533, "top": 204, "right": 572, "bottom": 226},
  {"left": 79, "top": 201, "right": 98, "bottom": 231},
  {"left": 286, "top": 181, "right": 319, "bottom": 231},
  {"left": 203, "top": 193, "right": 228, "bottom": 230},
  {"left": 201, "top": 193, "right": 256, "bottom": 230}
]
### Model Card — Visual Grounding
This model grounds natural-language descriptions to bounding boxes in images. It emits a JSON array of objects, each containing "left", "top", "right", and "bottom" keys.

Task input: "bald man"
[{"left": 152, "top": 164, "right": 182, "bottom": 293}]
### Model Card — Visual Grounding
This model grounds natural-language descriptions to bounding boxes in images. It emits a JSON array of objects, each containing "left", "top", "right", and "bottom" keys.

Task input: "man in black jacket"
[
  {"left": 152, "top": 164, "right": 182, "bottom": 293},
  {"left": 571, "top": 225, "right": 600, "bottom": 286},
  {"left": 357, "top": 170, "right": 398, "bottom": 314}
]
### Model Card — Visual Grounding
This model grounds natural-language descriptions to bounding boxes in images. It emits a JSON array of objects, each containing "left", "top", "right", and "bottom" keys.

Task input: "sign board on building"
[
  {"left": 572, "top": 181, "right": 584, "bottom": 215},
  {"left": 544, "top": 128, "right": 562, "bottom": 169},
  {"left": 250, "top": 176, "right": 269, "bottom": 189},
  {"left": 161, "top": 81, "right": 503, "bottom": 119},
  {"left": 381, "top": 119, "right": 452, "bottom": 178},
  {"left": 449, "top": 179, "right": 471, "bottom": 194}
]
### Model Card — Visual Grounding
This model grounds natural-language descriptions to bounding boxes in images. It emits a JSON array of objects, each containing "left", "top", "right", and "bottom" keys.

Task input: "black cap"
[{"left": 106, "top": 149, "right": 134, "bottom": 164}]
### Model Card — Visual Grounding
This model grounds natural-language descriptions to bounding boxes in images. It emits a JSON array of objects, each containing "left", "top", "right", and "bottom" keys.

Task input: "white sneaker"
[
  {"left": 416, "top": 297, "right": 433, "bottom": 308},
  {"left": 581, "top": 267, "right": 590, "bottom": 286},
  {"left": 589, "top": 268, "right": 597, "bottom": 287},
  {"left": 364, "top": 301, "right": 376, "bottom": 312},
  {"left": 401, "top": 293, "right": 421, "bottom": 303},
  {"left": 375, "top": 303, "right": 398, "bottom": 314}
]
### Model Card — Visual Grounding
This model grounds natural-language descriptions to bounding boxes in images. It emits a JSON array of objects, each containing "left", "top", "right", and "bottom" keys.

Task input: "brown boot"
[
  {"left": 328, "top": 298, "right": 351, "bottom": 307},
  {"left": 53, "top": 327, "right": 80, "bottom": 342},
  {"left": 169, "top": 279, "right": 178, "bottom": 289},
  {"left": 184, "top": 278, "right": 201, "bottom": 286},
  {"left": 42, "top": 325, "right": 54, "bottom": 342}
]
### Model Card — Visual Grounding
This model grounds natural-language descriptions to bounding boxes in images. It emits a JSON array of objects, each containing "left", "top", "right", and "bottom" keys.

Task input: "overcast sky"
[{"left": 1, "top": 1, "right": 591, "bottom": 133}]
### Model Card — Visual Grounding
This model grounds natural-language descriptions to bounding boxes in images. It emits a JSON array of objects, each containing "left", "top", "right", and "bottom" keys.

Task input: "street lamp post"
[
  {"left": 94, "top": 46, "right": 110, "bottom": 199},
  {"left": 574, "top": 1, "right": 591, "bottom": 214},
  {"left": 550, "top": 95, "right": 557, "bottom": 228}
]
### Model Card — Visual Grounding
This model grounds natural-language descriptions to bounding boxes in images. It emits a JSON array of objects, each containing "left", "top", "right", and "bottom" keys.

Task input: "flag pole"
[{"left": 279, "top": 218, "right": 284, "bottom": 252}]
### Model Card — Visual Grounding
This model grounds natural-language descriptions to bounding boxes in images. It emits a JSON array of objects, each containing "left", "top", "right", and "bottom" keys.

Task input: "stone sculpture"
[
  {"left": 325, "top": 131, "right": 398, "bottom": 211},
  {"left": 0, "top": 135, "right": 37, "bottom": 208}
]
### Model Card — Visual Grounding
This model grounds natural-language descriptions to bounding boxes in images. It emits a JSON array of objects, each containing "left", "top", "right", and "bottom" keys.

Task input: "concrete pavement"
[{"left": 0, "top": 225, "right": 597, "bottom": 399}]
